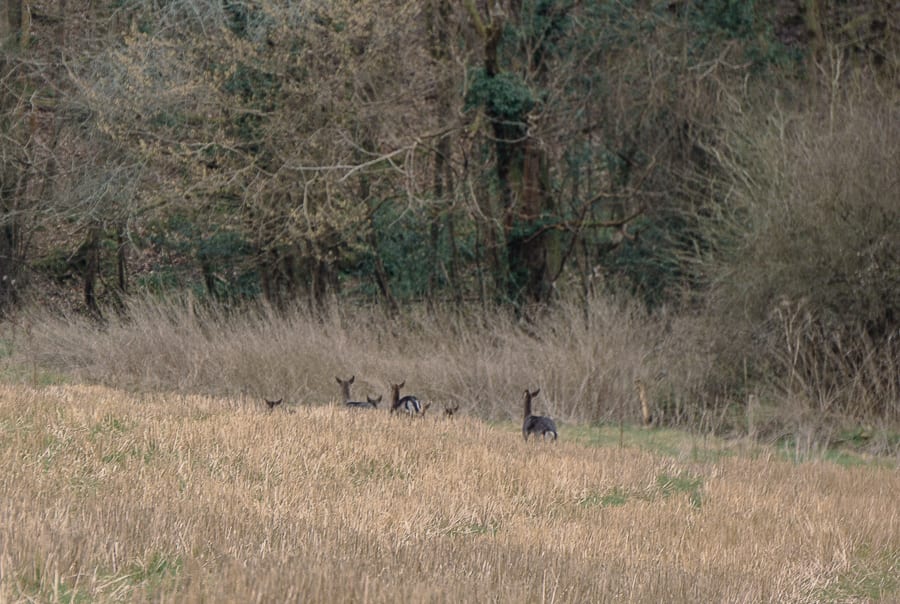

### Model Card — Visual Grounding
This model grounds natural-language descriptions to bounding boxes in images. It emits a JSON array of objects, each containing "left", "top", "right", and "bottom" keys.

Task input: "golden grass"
[{"left": 1, "top": 382, "right": 898, "bottom": 603}]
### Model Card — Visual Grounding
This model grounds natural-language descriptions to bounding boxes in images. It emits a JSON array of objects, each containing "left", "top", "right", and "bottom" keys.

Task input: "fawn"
[
  {"left": 336, "top": 376, "right": 379, "bottom": 409},
  {"left": 389, "top": 381, "right": 426, "bottom": 415}
]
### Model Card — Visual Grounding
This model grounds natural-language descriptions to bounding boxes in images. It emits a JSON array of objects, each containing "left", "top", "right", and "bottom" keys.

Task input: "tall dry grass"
[
  {"left": 1, "top": 382, "right": 897, "bottom": 603},
  {"left": 12, "top": 295, "right": 699, "bottom": 425}
]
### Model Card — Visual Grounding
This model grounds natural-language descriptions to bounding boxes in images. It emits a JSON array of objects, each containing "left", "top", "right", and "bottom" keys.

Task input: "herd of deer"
[{"left": 265, "top": 375, "right": 560, "bottom": 441}]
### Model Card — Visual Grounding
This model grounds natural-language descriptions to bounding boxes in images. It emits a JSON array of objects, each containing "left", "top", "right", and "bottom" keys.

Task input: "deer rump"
[
  {"left": 393, "top": 395, "right": 422, "bottom": 414},
  {"left": 523, "top": 415, "right": 558, "bottom": 440}
]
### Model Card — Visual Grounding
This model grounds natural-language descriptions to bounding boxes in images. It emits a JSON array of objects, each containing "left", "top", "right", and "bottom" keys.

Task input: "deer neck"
[{"left": 523, "top": 395, "right": 532, "bottom": 419}]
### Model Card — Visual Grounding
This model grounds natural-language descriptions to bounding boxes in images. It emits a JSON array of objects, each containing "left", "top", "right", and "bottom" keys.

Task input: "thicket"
[
  {"left": 1, "top": 1, "right": 897, "bottom": 436},
  {"left": 693, "top": 89, "right": 898, "bottom": 424}
]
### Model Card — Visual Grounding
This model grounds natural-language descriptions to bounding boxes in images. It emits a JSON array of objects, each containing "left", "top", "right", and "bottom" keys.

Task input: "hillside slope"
[{"left": 1, "top": 382, "right": 897, "bottom": 603}]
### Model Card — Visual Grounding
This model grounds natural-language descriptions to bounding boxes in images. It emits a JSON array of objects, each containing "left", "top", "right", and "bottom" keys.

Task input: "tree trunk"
[
  {"left": 468, "top": 1, "right": 559, "bottom": 306},
  {"left": 81, "top": 226, "right": 102, "bottom": 318},
  {"left": 309, "top": 255, "right": 334, "bottom": 315},
  {"left": 116, "top": 228, "right": 126, "bottom": 293},
  {"left": 505, "top": 137, "right": 558, "bottom": 304},
  {"left": 366, "top": 219, "right": 399, "bottom": 315},
  {"left": 445, "top": 207, "right": 462, "bottom": 306}
]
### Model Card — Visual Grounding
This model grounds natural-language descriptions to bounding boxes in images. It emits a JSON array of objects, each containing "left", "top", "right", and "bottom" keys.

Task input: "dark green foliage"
[
  {"left": 684, "top": 0, "right": 797, "bottom": 68},
  {"left": 221, "top": 62, "right": 280, "bottom": 105},
  {"left": 145, "top": 214, "right": 259, "bottom": 303},
  {"left": 219, "top": 62, "right": 280, "bottom": 152},
  {"left": 224, "top": 1, "right": 274, "bottom": 38},
  {"left": 693, "top": 0, "right": 758, "bottom": 38},
  {"left": 345, "top": 202, "right": 475, "bottom": 304},
  {"left": 351, "top": 206, "right": 430, "bottom": 301},
  {"left": 607, "top": 216, "right": 688, "bottom": 309},
  {"left": 465, "top": 69, "right": 535, "bottom": 121}
]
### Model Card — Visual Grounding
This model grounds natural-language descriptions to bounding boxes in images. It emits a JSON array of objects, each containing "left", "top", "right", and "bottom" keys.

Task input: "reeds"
[{"left": 14, "top": 295, "right": 682, "bottom": 425}]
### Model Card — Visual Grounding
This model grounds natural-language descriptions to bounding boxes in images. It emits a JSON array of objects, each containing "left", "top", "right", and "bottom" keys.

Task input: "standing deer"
[
  {"left": 389, "top": 381, "right": 425, "bottom": 415},
  {"left": 444, "top": 401, "right": 461, "bottom": 418},
  {"left": 336, "top": 376, "right": 379, "bottom": 409},
  {"left": 634, "top": 378, "right": 654, "bottom": 427},
  {"left": 522, "top": 388, "right": 558, "bottom": 441},
  {"left": 264, "top": 398, "right": 283, "bottom": 412}
]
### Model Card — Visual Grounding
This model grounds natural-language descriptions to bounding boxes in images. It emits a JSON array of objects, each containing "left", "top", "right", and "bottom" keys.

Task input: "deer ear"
[
  {"left": 335, "top": 377, "right": 342, "bottom": 385},
  {"left": 399, "top": 381, "right": 405, "bottom": 389},
  {"left": 533, "top": 389, "right": 541, "bottom": 397},
  {"left": 350, "top": 376, "right": 355, "bottom": 384}
]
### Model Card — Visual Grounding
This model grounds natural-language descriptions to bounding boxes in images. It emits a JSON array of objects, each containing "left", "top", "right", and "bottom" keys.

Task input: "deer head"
[{"left": 336, "top": 376, "right": 356, "bottom": 402}]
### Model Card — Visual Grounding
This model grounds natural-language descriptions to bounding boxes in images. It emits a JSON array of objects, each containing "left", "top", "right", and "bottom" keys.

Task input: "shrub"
[{"left": 695, "top": 85, "right": 899, "bottom": 420}]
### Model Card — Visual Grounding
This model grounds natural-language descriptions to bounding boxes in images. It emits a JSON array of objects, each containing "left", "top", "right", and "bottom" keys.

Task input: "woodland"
[{"left": 1, "top": 1, "right": 898, "bottom": 435}]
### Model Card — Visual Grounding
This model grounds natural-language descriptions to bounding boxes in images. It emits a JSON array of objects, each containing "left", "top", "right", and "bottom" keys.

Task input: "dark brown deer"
[
  {"left": 444, "top": 401, "right": 461, "bottom": 418},
  {"left": 336, "top": 376, "right": 379, "bottom": 409},
  {"left": 522, "top": 388, "right": 557, "bottom": 441},
  {"left": 389, "top": 381, "right": 425, "bottom": 415}
]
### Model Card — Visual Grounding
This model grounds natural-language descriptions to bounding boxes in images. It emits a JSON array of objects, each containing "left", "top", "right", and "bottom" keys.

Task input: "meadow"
[
  {"left": 1, "top": 297, "right": 898, "bottom": 602},
  {"left": 1, "top": 380, "right": 898, "bottom": 603}
]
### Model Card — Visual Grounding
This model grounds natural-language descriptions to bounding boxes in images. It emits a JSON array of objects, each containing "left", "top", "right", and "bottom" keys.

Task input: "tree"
[
  {"left": 0, "top": 0, "right": 57, "bottom": 313},
  {"left": 4, "top": 0, "right": 811, "bottom": 317},
  {"left": 71, "top": 1, "right": 439, "bottom": 311}
]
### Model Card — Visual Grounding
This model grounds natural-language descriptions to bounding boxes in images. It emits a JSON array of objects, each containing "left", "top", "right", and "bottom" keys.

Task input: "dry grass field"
[{"left": 1, "top": 381, "right": 898, "bottom": 603}]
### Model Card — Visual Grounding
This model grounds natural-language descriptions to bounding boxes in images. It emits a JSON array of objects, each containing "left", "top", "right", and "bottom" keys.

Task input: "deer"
[
  {"left": 522, "top": 388, "right": 557, "bottom": 441},
  {"left": 389, "top": 381, "right": 426, "bottom": 416},
  {"left": 634, "top": 378, "right": 654, "bottom": 427},
  {"left": 264, "top": 398, "right": 283, "bottom": 412},
  {"left": 444, "top": 401, "right": 461, "bottom": 418},
  {"left": 336, "top": 376, "right": 379, "bottom": 409},
  {"left": 346, "top": 395, "right": 381, "bottom": 409}
]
